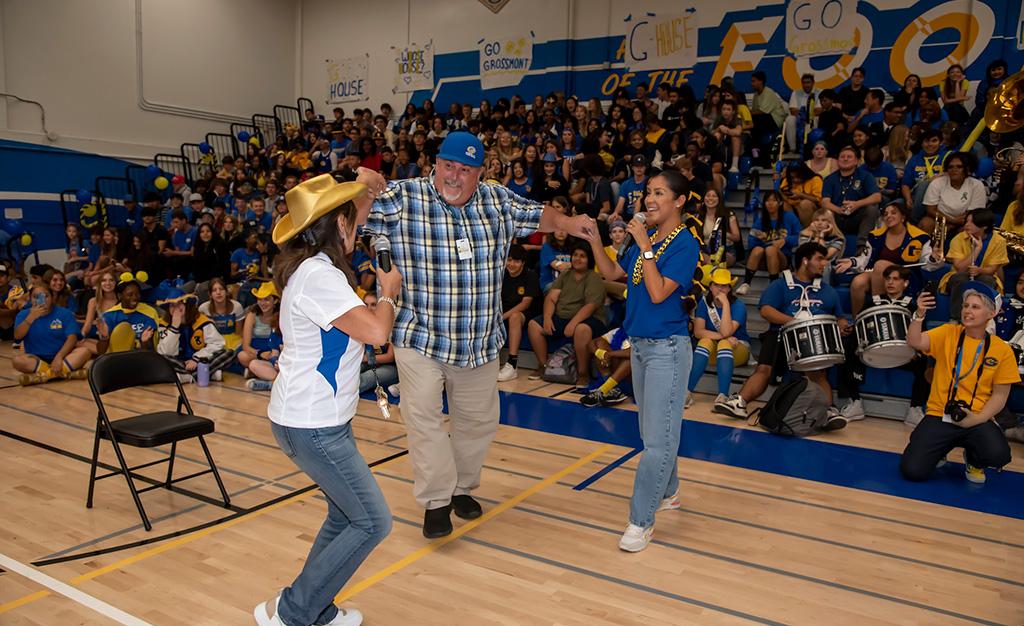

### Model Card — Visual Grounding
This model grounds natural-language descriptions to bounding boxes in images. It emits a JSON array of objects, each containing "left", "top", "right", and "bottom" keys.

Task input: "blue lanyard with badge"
[{"left": 943, "top": 330, "right": 990, "bottom": 423}]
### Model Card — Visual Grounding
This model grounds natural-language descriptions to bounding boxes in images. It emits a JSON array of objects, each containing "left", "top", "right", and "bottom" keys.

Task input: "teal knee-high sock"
[
  {"left": 716, "top": 347, "right": 734, "bottom": 396},
  {"left": 689, "top": 345, "right": 710, "bottom": 391}
]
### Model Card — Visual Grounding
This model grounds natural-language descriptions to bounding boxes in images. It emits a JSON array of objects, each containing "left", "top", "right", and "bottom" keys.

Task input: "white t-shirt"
[
  {"left": 789, "top": 88, "right": 820, "bottom": 112},
  {"left": 923, "top": 175, "right": 986, "bottom": 220},
  {"left": 268, "top": 253, "right": 365, "bottom": 428}
]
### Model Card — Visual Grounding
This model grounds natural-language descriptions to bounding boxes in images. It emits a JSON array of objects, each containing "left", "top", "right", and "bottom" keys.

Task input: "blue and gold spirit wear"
[{"left": 14, "top": 306, "right": 79, "bottom": 360}]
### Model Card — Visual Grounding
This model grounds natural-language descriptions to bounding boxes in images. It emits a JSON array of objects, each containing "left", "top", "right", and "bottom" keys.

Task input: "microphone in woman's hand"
[
  {"left": 372, "top": 236, "right": 393, "bottom": 273},
  {"left": 618, "top": 213, "right": 647, "bottom": 257}
]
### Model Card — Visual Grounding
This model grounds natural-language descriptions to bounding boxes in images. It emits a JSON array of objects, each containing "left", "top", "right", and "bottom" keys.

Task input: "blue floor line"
[
  {"left": 497, "top": 391, "right": 1024, "bottom": 521},
  {"left": 572, "top": 448, "right": 640, "bottom": 491}
]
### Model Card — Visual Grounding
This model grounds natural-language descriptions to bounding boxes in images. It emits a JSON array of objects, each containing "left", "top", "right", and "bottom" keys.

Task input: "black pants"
[
  {"left": 900, "top": 415, "right": 1012, "bottom": 481},
  {"left": 838, "top": 334, "right": 929, "bottom": 407}
]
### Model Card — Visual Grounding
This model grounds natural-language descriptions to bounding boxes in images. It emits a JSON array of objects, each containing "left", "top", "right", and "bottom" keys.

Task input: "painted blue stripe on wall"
[{"left": 497, "top": 391, "right": 1024, "bottom": 520}]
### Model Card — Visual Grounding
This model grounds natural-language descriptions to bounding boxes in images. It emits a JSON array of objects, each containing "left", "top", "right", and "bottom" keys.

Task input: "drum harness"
[{"left": 783, "top": 270, "right": 822, "bottom": 319}]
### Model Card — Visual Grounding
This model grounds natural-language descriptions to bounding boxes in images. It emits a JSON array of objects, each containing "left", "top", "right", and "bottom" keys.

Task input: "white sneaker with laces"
[
  {"left": 714, "top": 394, "right": 747, "bottom": 419},
  {"left": 735, "top": 282, "right": 750, "bottom": 296},
  {"left": 657, "top": 491, "right": 680, "bottom": 511},
  {"left": 254, "top": 595, "right": 284, "bottom": 626},
  {"left": 841, "top": 399, "right": 866, "bottom": 421},
  {"left": 497, "top": 362, "right": 518, "bottom": 382},
  {"left": 715, "top": 393, "right": 729, "bottom": 405},
  {"left": 619, "top": 523, "right": 654, "bottom": 552}
]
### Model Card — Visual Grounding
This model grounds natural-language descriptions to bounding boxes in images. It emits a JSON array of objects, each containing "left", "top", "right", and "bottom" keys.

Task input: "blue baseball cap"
[{"left": 437, "top": 131, "right": 484, "bottom": 168}]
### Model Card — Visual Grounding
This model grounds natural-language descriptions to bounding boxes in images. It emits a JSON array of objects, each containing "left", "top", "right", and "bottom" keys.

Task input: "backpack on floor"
[
  {"left": 542, "top": 344, "right": 578, "bottom": 384},
  {"left": 750, "top": 377, "right": 829, "bottom": 437}
]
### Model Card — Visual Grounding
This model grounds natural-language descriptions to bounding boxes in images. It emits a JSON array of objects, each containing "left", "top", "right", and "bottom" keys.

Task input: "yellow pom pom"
[
  {"left": 136, "top": 271, "right": 148, "bottom": 283},
  {"left": 119, "top": 271, "right": 133, "bottom": 283},
  {"left": 19, "top": 233, "right": 32, "bottom": 247}
]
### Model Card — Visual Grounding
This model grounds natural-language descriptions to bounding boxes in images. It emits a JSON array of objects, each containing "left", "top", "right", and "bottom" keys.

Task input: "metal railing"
[{"left": 273, "top": 104, "right": 301, "bottom": 130}]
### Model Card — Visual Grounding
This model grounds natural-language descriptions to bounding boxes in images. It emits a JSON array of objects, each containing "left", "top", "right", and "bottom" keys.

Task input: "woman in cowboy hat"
[
  {"left": 254, "top": 169, "right": 399, "bottom": 626},
  {"left": 686, "top": 267, "right": 750, "bottom": 407}
]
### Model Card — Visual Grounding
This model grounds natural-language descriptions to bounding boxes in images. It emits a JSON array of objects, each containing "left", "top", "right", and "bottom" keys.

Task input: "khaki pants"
[{"left": 394, "top": 348, "right": 500, "bottom": 509}]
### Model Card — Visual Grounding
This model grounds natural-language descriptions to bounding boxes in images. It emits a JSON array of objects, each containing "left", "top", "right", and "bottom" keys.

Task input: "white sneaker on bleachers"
[
  {"left": 735, "top": 282, "right": 750, "bottom": 296},
  {"left": 841, "top": 399, "right": 865, "bottom": 421}
]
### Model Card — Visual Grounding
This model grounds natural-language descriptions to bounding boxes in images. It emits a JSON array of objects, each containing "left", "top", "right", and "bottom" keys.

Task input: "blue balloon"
[
  {"left": 199, "top": 141, "right": 212, "bottom": 154},
  {"left": 146, "top": 164, "right": 161, "bottom": 177},
  {"left": 738, "top": 156, "right": 752, "bottom": 175},
  {"left": 976, "top": 156, "right": 995, "bottom": 179},
  {"left": 237, "top": 131, "right": 250, "bottom": 142},
  {"left": 808, "top": 128, "right": 826, "bottom": 146},
  {"left": 75, "top": 189, "right": 92, "bottom": 204}
]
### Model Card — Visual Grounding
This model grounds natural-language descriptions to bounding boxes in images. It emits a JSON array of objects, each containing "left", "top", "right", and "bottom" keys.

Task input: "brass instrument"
[
  {"left": 937, "top": 69, "right": 1024, "bottom": 256},
  {"left": 995, "top": 228, "right": 1024, "bottom": 256}
]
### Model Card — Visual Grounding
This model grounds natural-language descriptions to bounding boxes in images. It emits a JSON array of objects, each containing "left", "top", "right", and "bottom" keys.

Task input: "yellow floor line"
[
  {"left": 0, "top": 452, "right": 408, "bottom": 615},
  {"left": 335, "top": 443, "right": 612, "bottom": 603}
]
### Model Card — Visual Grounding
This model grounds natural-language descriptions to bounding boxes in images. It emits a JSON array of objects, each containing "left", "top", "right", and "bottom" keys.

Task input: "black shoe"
[
  {"left": 451, "top": 494, "right": 483, "bottom": 520},
  {"left": 579, "top": 390, "right": 604, "bottom": 408},
  {"left": 423, "top": 505, "right": 453, "bottom": 538}
]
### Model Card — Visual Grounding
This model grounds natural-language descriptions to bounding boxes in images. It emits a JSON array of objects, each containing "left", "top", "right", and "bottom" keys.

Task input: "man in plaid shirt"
[{"left": 365, "top": 131, "right": 595, "bottom": 538}]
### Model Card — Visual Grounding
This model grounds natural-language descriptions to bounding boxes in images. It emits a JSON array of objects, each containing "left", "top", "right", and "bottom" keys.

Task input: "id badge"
[
  {"left": 375, "top": 385, "right": 392, "bottom": 420},
  {"left": 456, "top": 238, "right": 473, "bottom": 260}
]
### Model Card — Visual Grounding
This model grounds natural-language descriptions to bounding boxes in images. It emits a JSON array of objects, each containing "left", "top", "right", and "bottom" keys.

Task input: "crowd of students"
[{"left": 2, "top": 59, "right": 1023, "bottom": 487}]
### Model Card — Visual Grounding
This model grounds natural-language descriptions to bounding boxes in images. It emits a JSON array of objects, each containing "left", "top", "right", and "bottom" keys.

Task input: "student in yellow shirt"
[
  {"left": 903, "top": 281, "right": 1018, "bottom": 483},
  {"left": 939, "top": 209, "right": 1009, "bottom": 320}
]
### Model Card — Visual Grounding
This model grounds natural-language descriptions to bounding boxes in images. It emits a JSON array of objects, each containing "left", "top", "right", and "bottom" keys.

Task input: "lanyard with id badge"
[{"left": 446, "top": 203, "right": 474, "bottom": 261}]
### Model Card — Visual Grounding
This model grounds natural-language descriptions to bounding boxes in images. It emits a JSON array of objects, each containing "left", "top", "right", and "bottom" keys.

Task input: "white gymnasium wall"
[{"left": 0, "top": 0, "right": 298, "bottom": 160}]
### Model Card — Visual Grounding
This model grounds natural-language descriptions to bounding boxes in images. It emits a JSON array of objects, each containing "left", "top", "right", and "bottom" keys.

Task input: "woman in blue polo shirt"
[
  {"left": 585, "top": 169, "right": 700, "bottom": 553},
  {"left": 12, "top": 285, "right": 91, "bottom": 385}
]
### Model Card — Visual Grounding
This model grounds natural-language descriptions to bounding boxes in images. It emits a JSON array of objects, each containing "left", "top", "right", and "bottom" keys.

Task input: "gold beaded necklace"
[{"left": 631, "top": 223, "right": 686, "bottom": 285}]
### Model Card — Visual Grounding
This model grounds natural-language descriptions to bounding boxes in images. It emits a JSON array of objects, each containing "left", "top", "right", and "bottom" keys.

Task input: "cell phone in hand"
[{"left": 922, "top": 280, "right": 938, "bottom": 300}]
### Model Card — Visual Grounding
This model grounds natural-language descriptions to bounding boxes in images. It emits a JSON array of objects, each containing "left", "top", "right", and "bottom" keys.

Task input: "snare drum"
[
  {"left": 855, "top": 305, "right": 915, "bottom": 368},
  {"left": 781, "top": 315, "right": 845, "bottom": 372}
]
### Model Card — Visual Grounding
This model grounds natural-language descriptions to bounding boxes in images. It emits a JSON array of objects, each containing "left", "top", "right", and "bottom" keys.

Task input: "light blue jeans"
[
  {"left": 628, "top": 335, "right": 692, "bottom": 529},
  {"left": 271, "top": 421, "right": 392, "bottom": 626}
]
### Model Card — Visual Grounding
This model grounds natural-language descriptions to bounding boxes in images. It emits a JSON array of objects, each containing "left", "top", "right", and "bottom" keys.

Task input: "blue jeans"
[
  {"left": 628, "top": 335, "right": 692, "bottom": 528},
  {"left": 271, "top": 422, "right": 392, "bottom": 626}
]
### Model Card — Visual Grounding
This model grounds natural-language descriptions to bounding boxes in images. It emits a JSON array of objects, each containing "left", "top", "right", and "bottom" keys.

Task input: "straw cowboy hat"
[
  {"left": 251, "top": 281, "right": 280, "bottom": 300},
  {"left": 708, "top": 268, "right": 738, "bottom": 288},
  {"left": 156, "top": 288, "right": 198, "bottom": 308},
  {"left": 272, "top": 174, "right": 368, "bottom": 245}
]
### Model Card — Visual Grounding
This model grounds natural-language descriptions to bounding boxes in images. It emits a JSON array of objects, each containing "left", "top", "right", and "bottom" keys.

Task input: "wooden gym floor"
[{"left": 0, "top": 342, "right": 1022, "bottom": 625}]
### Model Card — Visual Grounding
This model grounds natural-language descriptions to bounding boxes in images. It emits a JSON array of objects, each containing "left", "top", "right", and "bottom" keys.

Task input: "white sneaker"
[
  {"left": 619, "top": 523, "right": 653, "bottom": 552},
  {"left": 387, "top": 383, "right": 400, "bottom": 397},
  {"left": 841, "top": 399, "right": 866, "bottom": 421},
  {"left": 904, "top": 406, "right": 924, "bottom": 427},
  {"left": 684, "top": 393, "right": 694, "bottom": 409},
  {"left": 497, "top": 362, "right": 518, "bottom": 382},
  {"left": 713, "top": 394, "right": 747, "bottom": 419},
  {"left": 715, "top": 393, "right": 729, "bottom": 405},
  {"left": 254, "top": 595, "right": 284, "bottom": 626},
  {"left": 657, "top": 491, "right": 680, "bottom": 511},
  {"left": 324, "top": 607, "right": 364, "bottom": 625},
  {"left": 211, "top": 369, "right": 223, "bottom": 382},
  {"left": 735, "top": 282, "right": 750, "bottom": 296}
]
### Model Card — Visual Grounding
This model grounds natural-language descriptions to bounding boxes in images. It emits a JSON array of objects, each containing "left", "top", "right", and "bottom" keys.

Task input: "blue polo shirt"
[
  {"left": 696, "top": 298, "right": 749, "bottom": 343},
  {"left": 822, "top": 168, "right": 880, "bottom": 206},
  {"left": 860, "top": 161, "right": 899, "bottom": 196},
  {"left": 15, "top": 306, "right": 79, "bottom": 359},
  {"left": 230, "top": 248, "right": 262, "bottom": 279},
  {"left": 759, "top": 276, "right": 844, "bottom": 330},
  {"left": 618, "top": 228, "right": 700, "bottom": 339},
  {"left": 171, "top": 226, "right": 196, "bottom": 252},
  {"left": 244, "top": 210, "right": 273, "bottom": 232}
]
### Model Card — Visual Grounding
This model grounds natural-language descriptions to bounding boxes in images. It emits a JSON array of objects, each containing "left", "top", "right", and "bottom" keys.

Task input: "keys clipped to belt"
[{"left": 366, "top": 345, "right": 392, "bottom": 420}]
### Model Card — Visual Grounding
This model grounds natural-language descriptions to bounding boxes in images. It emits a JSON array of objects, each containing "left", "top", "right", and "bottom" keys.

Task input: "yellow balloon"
[
  {"left": 154, "top": 176, "right": 169, "bottom": 190},
  {"left": 19, "top": 233, "right": 32, "bottom": 247}
]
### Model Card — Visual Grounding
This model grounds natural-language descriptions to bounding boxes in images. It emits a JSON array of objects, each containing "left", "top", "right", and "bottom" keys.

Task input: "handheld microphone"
[
  {"left": 372, "top": 236, "right": 393, "bottom": 273},
  {"left": 618, "top": 213, "right": 648, "bottom": 258}
]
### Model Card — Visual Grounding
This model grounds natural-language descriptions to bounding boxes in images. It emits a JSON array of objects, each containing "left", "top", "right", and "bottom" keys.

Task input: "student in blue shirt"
[
  {"left": 230, "top": 232, "right": 264, "bottom": 282},
  {"left": 901, "top": 128, "right": 949, "bottom": 218},
  {"left": 585, "top": 170, "right": 701, "bottom": 553},
  {"left": 687, "top": 269, "right": 750, "bottom": 403},
  {"left": 244, "top": 197, "right": 274, "bottom": 233},
  {"left": 612, "top": 154, "right": 649, "bottom": 221},
  {"left": 716, "top": 242, "right": 850, "bottom": 430},
  {"left": 12, "top": 285, "right": 91, "bottom": 385},
  {"left": 860, "top": 145, "right": 900, "bottom": 202},
  {"left": 99, "top": 273, "right": 161, "bottom": 353},
  {"left": 163, "top": 210, "right": 195, "bottom": 279},
  {"left": 736, "top": 190, "right": 803, "bottom": 295},
  {"left": 821, "top": 144, "right": 882, "bottom": 248}
]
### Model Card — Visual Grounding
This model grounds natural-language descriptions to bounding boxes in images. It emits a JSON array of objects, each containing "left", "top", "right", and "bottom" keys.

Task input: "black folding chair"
[{"left": 86, "top": 351, "right": 231, "bottom": 531}]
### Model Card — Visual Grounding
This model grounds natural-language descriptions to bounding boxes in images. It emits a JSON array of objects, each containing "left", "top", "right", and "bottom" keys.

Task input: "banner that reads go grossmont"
[{"left": 478, "top": 31, "right": 534, "bottom": 89}]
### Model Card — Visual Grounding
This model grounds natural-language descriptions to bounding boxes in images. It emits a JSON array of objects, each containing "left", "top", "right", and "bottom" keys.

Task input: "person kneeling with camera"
[{"left": 902, "top": 281, "right": 1019, "bottom": 484}]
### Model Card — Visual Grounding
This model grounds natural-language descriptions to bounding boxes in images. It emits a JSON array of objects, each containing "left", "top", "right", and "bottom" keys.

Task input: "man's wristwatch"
[
  {"left": 642, "top": 250, "right": 655, "bottom": 261},
  {"left": 912, "top": 311, "right": 926, "bottom": 322}
]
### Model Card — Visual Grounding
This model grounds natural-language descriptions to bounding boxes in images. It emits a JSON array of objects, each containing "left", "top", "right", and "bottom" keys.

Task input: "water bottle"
[{"left": 197, "top": 361, "right": 210, "bottom": 387}]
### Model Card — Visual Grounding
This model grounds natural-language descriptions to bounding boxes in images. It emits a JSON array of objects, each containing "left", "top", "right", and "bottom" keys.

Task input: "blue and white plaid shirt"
[{"left": 365, "top": 175, "right": 543, "bottom": 367}]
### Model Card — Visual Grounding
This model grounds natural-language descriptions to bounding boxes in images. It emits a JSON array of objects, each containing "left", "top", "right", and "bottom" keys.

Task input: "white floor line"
[{"left": 0, "top": 553, "right": 151, "bottom": 625}]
